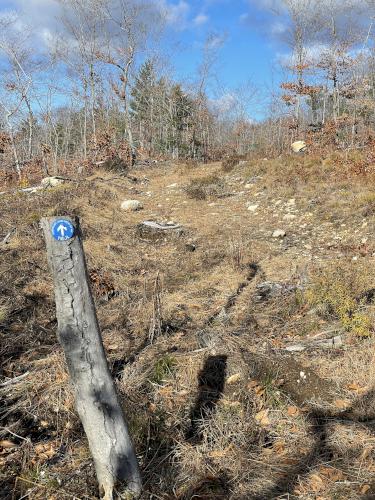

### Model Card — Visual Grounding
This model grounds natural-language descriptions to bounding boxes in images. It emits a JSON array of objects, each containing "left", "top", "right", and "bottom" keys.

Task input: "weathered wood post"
[{"left": 41, "top": 216, "right": 141, "bottom": 500}]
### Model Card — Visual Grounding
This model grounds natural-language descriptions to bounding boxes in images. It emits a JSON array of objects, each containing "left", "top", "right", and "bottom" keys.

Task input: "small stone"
[
  {"left": 283, "top": 214, "right": 296, "bottom": 221},
  {"left": 272, "top": 229, "right": 286, "bottom": 239},
  {"left": 41, "top": 176, "right": 65, "bottom": 188},
  {"left": 185, "top": 242, "right": 196, "bottom": 252},
  {"left": 227, "top": 373, "right": 241, "bottom": 384},
  {"left": 244, "top": 183, "right": 252, "bottom": 189},
  {"left": 287, "top": 198, "right": 296, "bottom": 206},
  {"left": 167, "top": 183, "right": 178, "bottom": 188},
  {"left": 285, "top": 345, "right": 306, "bottom": 352},
  {"left": 120, "top": 199, "right": 143, "bottom": 211},
  {"left": 247, "top": 204, "right": 259, "bottom": 212}
]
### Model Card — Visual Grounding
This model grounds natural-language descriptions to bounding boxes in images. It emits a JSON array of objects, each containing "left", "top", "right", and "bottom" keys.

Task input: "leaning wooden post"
[{"left": 41, "top": 216, "right": 141, "bottom": 500}]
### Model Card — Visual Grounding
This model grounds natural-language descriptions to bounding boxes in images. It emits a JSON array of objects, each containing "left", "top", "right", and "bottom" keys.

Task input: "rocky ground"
[{"left": 1, "top": 156, "right": 375, "bottom": 499}]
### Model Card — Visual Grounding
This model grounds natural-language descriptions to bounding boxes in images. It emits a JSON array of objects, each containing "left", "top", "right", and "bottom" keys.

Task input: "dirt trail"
[{"left": 2, "top": 160, "right": 375, "bottom": 499}]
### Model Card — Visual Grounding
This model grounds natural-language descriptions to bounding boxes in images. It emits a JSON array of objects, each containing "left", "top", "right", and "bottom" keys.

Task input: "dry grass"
[{"left": 2, "top": 157, "right": 375, "bottom": 498}]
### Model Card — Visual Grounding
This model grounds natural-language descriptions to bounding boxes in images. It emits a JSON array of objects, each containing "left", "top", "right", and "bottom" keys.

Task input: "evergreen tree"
[
  {"left": 167, "top": 84, "right": 193, "bottom": 158},
  {"left": 130, "top": 60, "right": 156, "bottom": 153}
]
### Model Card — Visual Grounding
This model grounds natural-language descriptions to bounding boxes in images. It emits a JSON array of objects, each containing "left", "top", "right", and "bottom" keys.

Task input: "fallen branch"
[
  {"left": 0, "top": 371, "right": 29, "bottom": 388},
  {"left": 0, "top": 185, "right": 42, "bottom": 196},
  {"left": 284, "top": 335, "right": 344, "bottom": 352},
  {"left": 1, "top": 227, "right": 16, "bottom": 245},
  {"left": 0, "top": 426, "right": 31, "bottom": 442}
]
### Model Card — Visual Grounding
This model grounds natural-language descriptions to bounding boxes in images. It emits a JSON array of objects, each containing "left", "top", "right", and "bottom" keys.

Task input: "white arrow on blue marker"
[
  {"left": 51, "top": 219, "right": 75, "bottom": 241},
  {"left": 57, "top": 224, "right": 67, "bottom": 237}
]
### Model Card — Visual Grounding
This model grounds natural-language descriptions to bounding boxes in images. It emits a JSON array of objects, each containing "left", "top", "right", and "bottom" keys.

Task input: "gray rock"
[
  {"left": 185, "top": 242, "right": 196, "bottom": 252},
  {"left": 272, "top": 229, "right": 286, "bottom": 238},
  {"left": 41, "top": 176, "right": 65, "bottom": 188},
  {"left": 255, "top": 281, "right": 299, "bottom": 302},
  {"left": 137, "top": 220, "right": 184, "bottom": 242},
  {"left": 121, "top": 200, "right": 143, "bottom": 211},
  {"left": 283, "top": 214, "right": 296, "bottom": 221}
]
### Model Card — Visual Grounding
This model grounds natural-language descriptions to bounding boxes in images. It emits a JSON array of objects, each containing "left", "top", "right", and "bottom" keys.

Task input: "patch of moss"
[{"left": 150, "top": 355, "right": 177, "bottom": 385}]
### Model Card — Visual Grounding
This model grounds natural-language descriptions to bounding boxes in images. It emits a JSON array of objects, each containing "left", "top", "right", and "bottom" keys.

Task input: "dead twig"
[
  {"left": 0, "top": 371, "right": 29, "bottom": 388},
  {"left": 1, "top": 228, "right": 16, "bottom": 245}
]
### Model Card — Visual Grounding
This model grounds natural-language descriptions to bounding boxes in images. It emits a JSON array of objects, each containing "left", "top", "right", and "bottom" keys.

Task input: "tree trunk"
[{"left": 41, "top": 216, "right": 141, "bottom": 500}]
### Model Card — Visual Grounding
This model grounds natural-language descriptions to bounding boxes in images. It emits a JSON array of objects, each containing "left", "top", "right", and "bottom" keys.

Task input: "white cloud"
[
  {"left": 157, "top": 0, "right": 190, "bottom": 27},
  {"left": 206, "top": 33, "right": 226, "bottom": 49},
  {"left": 276, "top": 42, "right": 329, "bottom": 67},
  {"left": 210, "top": 92, "right": 237, "bottom": 112},
  {"left": 270, "top": 20, "right": 287, "bottom": 35},
  {"left": 193, "top": 13, "right": 209, "bottom": 26},
  {"left": 4, "top": 0, "right": 192, "bottom": 51}
]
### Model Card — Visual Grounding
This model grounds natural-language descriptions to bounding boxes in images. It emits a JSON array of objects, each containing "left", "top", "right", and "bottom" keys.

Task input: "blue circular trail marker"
[{"left": 51, "top": 219, "right": 75, "bottom": 241}]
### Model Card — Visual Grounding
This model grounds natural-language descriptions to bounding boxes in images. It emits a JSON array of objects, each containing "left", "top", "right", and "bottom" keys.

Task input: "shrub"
[
  {"left": 184, "top": 158, "right": 199, "bottom": 169},
  {"left": 356, "top": 192, "right": 375, "bottom": 217},
  {"left": 305, "top": 263, "right": 373, "bottom": 337},
  {"left": 222, "top": 155, "right": 240, "bottom": 172},
  {"left": 185, "top": 175, "right": 223, "bottom": 200}
]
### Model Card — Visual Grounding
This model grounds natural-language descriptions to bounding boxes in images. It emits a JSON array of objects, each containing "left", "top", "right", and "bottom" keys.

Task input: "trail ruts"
[{"left": 207, "top": 262, "right": 260, "bottom": 326}]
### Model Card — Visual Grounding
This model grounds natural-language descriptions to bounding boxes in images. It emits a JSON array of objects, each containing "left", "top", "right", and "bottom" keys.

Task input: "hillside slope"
[{"left": 1, "top": 157, "right": 375, "bottom": 499}]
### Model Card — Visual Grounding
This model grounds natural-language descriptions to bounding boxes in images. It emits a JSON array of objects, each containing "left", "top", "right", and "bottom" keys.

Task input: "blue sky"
[
  {"left": 0, "top": 0, "right": 304, "bottom": 119},
  {"left": 1, "top": 0, "right": 372, "bottom": 120},
  {"left": 0, "top": 0, "right": 282, "bottom": 82},
  {"left": 164, "top": 0, "right": 282, "bottom": 97}
]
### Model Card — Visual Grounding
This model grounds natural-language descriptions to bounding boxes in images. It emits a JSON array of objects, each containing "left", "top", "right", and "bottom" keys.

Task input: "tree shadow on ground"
[
  {"left": 250, "top": 388, "right": 375, "bottom": 500},
  {"left": 185, "top": 354, "right": 227, "bottom": 444}
]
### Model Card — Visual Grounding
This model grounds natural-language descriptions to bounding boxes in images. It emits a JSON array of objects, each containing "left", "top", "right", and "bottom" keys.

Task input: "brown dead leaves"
[
  {"left": 295, "top": 466, "right": 346, "bottom": 496},
  {"left": 0, "top": 439, "right": 17, "bottom": 450},
  {"left": 345, "top": 382, "right": 368, "bottom": 394},
  {"left": 287, "top": 405, "right": 301, "bottom": 417},
  {"left": 334, "top": 399, "right": 351, "bottom": 410},
  {"left": 31, "top": 442, "right": 58, "bottom": 464},
  {"left": 255, "top": 409, "right": 270, "bottom": 427}
]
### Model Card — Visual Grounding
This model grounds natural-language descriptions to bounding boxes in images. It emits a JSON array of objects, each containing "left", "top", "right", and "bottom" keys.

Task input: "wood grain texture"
[{"left": 41, "top": 216, "right": 141, "bottom": 499}]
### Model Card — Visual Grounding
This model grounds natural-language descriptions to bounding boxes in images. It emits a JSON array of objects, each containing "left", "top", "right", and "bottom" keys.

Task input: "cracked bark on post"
[{"left": 41, "top": 216, "right": 141, "bottom": 500}]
